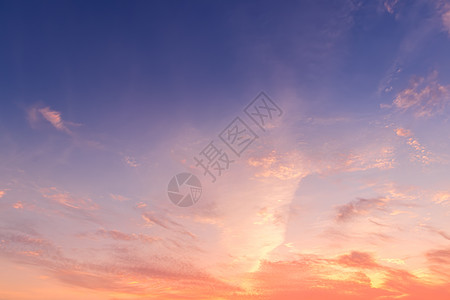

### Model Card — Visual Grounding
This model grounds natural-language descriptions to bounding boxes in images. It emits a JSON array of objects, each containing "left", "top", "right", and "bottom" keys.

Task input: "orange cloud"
[
  {"left": 395, "top": 127, "right": 412, "bottom": 137},
  {"left": 432, "top": 191, "right": 450, "bottom": 205},
  {"left": 2, "top": 227, "right": 450, "bottom": 300},
  {"left": 246, "top": 250, "right": 450, "bottom": 300},
  {"left": 0, "top": 231, "right": 237, "bottom": 299},
  {"left": 12, "top": 202, "right": 23, "bottom": 209},
  {"left": 237, "top": 251, "right": 450, "bottom": 300},
  {"left": 247, "top": 150, "right": 307, "bottom": 180}
]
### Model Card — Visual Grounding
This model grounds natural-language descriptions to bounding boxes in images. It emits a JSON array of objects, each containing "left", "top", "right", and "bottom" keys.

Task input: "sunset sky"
[{"left": 1, "top": 0, "right": 450, "bottom": 299}]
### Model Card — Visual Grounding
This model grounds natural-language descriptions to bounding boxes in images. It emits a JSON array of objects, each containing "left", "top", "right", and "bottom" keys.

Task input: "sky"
[{"left": 1, "top": 0, "right": 450, "bottom": 299}]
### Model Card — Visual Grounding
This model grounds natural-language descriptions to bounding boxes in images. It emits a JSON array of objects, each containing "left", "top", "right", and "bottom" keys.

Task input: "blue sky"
[{"left": 1, "top": 1, "right": 450, "bottom": 299}]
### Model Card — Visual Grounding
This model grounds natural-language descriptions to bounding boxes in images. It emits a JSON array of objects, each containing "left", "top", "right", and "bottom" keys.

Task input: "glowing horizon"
[{"left": 1, "top": 1, "right": 450, "bottom": 299}]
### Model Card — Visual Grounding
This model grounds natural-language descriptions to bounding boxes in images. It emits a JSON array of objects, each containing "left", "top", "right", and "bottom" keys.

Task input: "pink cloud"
[
  {"left": 394, "top": 127, "right": 434, "bottom": 165},
  {"left": 2, "top": 229, "right": 450, "bottom": 300},
  {"left": 392, "top": 72, "right": 450, "bottom": 117},
  {"left": 27, "top": 106, "right": 80, "bottom": 134},
  {"left": 36, "top": 187, "right": 101, "bottom": 223},
  {"left": 442, "top": 5, "right": 450, "bottom": 35},
  {"left": 384, "top": 0, "right": 399, "bottom": 14},
  {"left": 43, "top": 192, "right": 98, "bottom": 211},
  {"left": 38, "top": 107, "right": 67, "bottom": 131},
  {"left": 395, "top": 127, "right": 412, "bottom": 137},
  {"left": 142, "top": 212, "right": 196, "bottom": 239},
  {"left": 82, "top": 229, "right": 160, "bottom": 244},
  {"left": 123, "top": 155, "right": 139, "bottom": 167},
  {"left": 337, "top": 251, "right": 379, "bottom": 269},
  {"left": 109, "top": 194, "right": 130, "bottom": 202},
  {"left": 247, "top": 150, "right": 308, "bottom": 180},
  {"left": 0, "top": 232, "right": 236, "bottom": 298},
  {"left": 12, "top": 202, "right": 23, "bottom": 209},
  {"left": 427, "top": 248, "right": 450, "bottom": 280},
  {"left": 336, "top": 197, "right": 388, "bottom": 222}
]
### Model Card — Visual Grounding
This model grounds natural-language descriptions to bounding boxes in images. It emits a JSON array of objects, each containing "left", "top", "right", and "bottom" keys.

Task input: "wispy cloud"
[
  {"left": 426, "top": 248, "right": 450, "bottom": 281},
  {"left": 336, "top": 197, "right": 388, "bottom": 222},
  {"left": 12, "top": 201, "right": 23, "bottom": 209},
  {"left": 41, "top": 188, "right": 98, "bottom": 211},
  {"left": 395, "top": 127, "right": 412, "bottom": 137},
  {"left": 384, "top": 0, "right": 400, "bottom": 14},
  {"left": 394, "top": 127, "right": 435, "bottom": 164},
  {"left": 109, "top": 193, "right": 130, "bottom": 202},
  {"left": 0, "top": 232, "right": 61, "bottom": 261},
  {"left": 432, "top": 191, "right": 450, "bottom": 205},
  {"left": 38, "top": 107, "right": 69, "bottom": 132},
  {"left": 80, "top": 229, "right": 159, "bottom": 243},
  {"left": 0, "top": 231, "right": 235, "bottom": 298},
  {"left": 391, "top": 72, "right": 450, "bottom": 117},
  {"left": 337, "top": 251, "right": 380, "bottom": 269},
  {"left": 242, "top": 251, "right": 450, "bottom": 299},
  {"left": 28, "top": 106, "right": 80, "bottom": 134},
  {"left": 35, "top": 187, "right": 101, "bottom": 223},
  {"left": 247, "top": 150, "right": 307, "bottom": 180},
  {"left": 123, "top": 155, "right": 139, "bottom": 168},
  {"left": 440, "top": 3, "right": 450, "bottom": 35},
  {"left": 424, "top": 225, "right": 450, "bottom": 241},
  {"left": 142, "top": 211, "right": 196, "bottom": 239}
]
